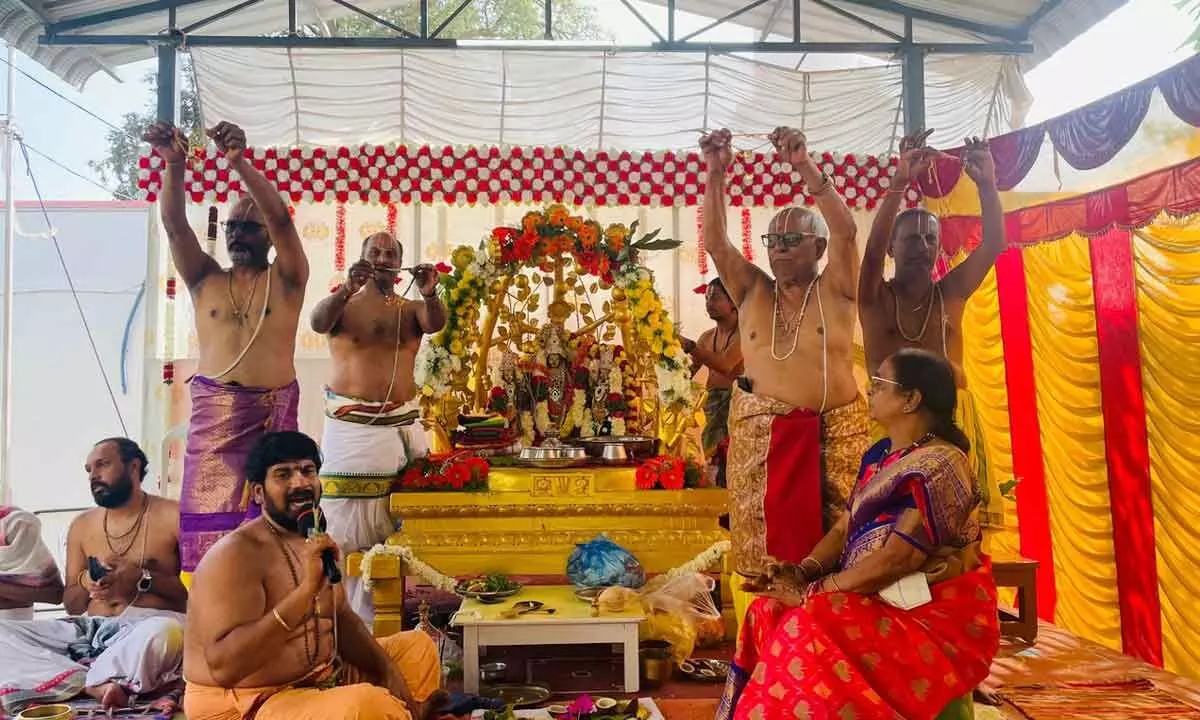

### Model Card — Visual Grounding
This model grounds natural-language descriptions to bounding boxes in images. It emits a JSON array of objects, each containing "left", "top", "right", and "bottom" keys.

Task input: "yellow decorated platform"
[{"left": 349, "top": 465, "right": 729, "bottom": 636}]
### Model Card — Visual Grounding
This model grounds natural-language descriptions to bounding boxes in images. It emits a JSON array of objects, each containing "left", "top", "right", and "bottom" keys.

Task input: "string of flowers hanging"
[
  {"left": 695, "top": 205, "right": 708, "bottom": 277},
  {"left": 740, "top": 208, "right": 754, "bottom": 262}
]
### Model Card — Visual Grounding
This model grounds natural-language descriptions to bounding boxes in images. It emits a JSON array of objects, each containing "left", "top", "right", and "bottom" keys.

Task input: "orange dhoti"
[
  {"left": 726, "top": 385, "right": 869, "bottom": 628},
  {"left": 183, "top": 631, "right": 440, "bottom": 720}
]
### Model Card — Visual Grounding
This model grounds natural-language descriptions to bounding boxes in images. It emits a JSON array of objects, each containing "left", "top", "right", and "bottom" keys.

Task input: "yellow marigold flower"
[
  {"left": 547, "top": 204, "right": 570, "bottom": 226},
  {"left": 605, "top": 224, "right": 629, "bottom": 249},
  {"left": 421, "top": 384, "right": 435, "bottom": 397},
  {"left": 650, "top": 337, "right": 665, "bottom": 355},
  {"left": 451, "top": 246, "right": 475, "bottom": 271},
  {"left": 450, "top": 340, "right": 464, "bottom": 355},
  {"left": 522, "top": 212, "right": 542, "bottom": 233}
]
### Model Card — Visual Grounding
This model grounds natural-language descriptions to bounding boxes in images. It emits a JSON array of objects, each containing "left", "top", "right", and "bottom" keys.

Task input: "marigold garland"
[
  {"left": 740, "top": 208, "right": 754, "bottom": 262},
  {"left": 334, "top": 203, "right": 347, "bottom": 271},
  {"left": 386, "top": 202, "right": 398, "bottom": 238}
]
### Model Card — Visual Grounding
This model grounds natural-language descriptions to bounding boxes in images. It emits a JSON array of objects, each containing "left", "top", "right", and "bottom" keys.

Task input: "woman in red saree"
[{"left": 718, "top": 349, "right": 1000, "bottom": 720}]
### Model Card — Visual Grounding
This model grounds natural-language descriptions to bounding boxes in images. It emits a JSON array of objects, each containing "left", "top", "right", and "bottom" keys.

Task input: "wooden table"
[
  {"left": 992, "top": 557, "right": 1039, "bottom": 643},
  {"left": 451, "top": 586, "right": 646, "bottom": 694}
]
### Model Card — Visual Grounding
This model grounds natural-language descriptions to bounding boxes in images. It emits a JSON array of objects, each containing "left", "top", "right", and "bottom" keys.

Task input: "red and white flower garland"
[{"left": 137, "top": 145, "right": 921, "bottom": 210}]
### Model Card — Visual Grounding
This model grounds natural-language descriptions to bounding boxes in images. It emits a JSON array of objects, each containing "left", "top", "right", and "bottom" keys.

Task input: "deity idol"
[{"left": 530, "top": 323, "right": 578, "bottom": 445}]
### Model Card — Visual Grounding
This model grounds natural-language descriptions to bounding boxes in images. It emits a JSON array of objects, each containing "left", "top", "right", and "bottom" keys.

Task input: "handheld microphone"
[{"left": 296, "top": 507, "right": 342, "bottom": 584}]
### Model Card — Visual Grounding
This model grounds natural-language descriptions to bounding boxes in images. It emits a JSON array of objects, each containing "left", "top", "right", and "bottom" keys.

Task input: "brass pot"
[
  {"left": 16, "top": 705, "right": 75, "bottom": 720},
  {"left": 639, "top": 646, "right": 674, "bottom": 689}
]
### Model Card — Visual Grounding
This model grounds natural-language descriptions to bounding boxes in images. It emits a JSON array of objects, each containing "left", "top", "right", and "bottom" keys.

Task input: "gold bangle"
[
  {"left": 77, "top": 569, "right": 90, "bottom": 590},
  {"left": 272, "top": 608, "right": 294, "bottom": 632}
]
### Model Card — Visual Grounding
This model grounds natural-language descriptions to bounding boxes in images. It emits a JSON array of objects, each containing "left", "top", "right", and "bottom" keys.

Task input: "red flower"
[
  {"left": 693, "top": 284, "right": 708, "bottom": 295},
  {"left": 446, "top": 463, "right": 470, "bottom": 489},
  {"left": 434, "top": 262, "right": 453, "bottom": 274},
  {"left": 660, "top": 463, "right": 685, "bottom": 490},
  {"left": 635, "top": 465, "right": 656, "bottom": 490}
]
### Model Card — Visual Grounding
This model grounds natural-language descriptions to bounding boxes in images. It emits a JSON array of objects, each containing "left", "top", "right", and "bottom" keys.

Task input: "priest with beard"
[
  {"left": 182, "top": 431, "right": 447, "bottom": 720},
  {"left": 0, "top": 437, "right": 187, "bottom": 715}
]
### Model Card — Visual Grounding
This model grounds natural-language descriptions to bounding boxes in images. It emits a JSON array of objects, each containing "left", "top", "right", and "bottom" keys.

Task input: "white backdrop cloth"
[{"left": 191, "top": 48, "right": 1029, "bottom": 155}]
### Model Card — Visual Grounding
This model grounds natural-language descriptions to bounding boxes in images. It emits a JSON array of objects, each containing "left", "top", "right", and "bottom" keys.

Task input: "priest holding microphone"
[{"left": 181, "top": 431, "right": 447, "bottom": 720}]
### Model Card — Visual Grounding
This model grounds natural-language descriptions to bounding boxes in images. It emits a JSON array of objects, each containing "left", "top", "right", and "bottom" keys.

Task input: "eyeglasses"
[
  {"left": 224, "top": 219, "right": 265, "bottom": 236},
  {"left": 868, "top": 376, "right": 901, "bottom": 393},
  {"left": 761, "top": 232, "right": 820, "bottom": 249}
]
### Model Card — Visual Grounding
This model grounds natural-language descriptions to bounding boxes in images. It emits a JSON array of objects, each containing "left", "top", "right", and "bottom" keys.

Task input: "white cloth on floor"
[
  {"left": 0, "top": 606, "right": 185, "bottom": 714},
  {"left": 0, "top": 606, "right": 34, "bottom": 621},
  {"left": 319, "top": 393, "right": 429, "bottom": 629}
]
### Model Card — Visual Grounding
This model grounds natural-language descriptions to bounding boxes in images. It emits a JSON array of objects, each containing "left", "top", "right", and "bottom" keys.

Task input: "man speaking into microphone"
[{"left": 182, "top": 431, "right": 447, "bottom": 720}]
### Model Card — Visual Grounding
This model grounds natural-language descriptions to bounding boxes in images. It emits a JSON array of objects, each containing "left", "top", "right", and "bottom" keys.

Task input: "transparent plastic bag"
[{"left": 597, "top": 572, "right": 722, "bottom": 664}]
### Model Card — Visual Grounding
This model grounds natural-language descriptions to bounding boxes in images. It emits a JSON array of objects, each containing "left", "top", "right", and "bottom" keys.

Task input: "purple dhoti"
[{"left": 179, "top": 375, "right": 300, "bottom": 571}]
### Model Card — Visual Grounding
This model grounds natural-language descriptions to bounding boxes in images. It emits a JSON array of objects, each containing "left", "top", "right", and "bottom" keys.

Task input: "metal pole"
[
  {"left": 0, "top": 42, "right": 15, "bottom": 505},
  {"left": 901, "top": 46, "right": 925, "bottom": 134},
  {"left": 156, "top": 44, "right": 177, "bottom": 123}
]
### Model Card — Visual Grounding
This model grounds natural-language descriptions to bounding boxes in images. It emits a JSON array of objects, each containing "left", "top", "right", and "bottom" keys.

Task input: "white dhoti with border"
[
  {"left": 0, "top": 606, "right": 185, "bottom": 715},
  {"left": 319, "top": 388, "right": 428, "bottom": 628}
]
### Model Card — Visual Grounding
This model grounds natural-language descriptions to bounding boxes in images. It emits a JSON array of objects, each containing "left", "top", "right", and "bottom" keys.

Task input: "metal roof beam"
[
  {"left": 679, "top": 0, "right": 774, "bottom": 43},
  {"left": 1019, "top": 0, "right": 1065, "bottom": 33},
  {"left": 618, "top": 0, "right": 666, "bottom": 44},
  {"left": 833, "top": 0, "right": 1027, "bottom": 41},
  {"left": 327, "top": 0, "right": 418, "bottom": 38},
  {"left": 431, "top": 0, "right": 473, "bottom": 39},
  {"left": 181, "top": 0, "right": 262, "bottom": 34},
  {"left": 812, "top": 0, "right": 903, "bottom": 41},
  {"left": 45, "top": 0, "right": 210, "bottom": 35},
  {"left": 38, "top": 33, "right": 1033, "bottom": 53}
]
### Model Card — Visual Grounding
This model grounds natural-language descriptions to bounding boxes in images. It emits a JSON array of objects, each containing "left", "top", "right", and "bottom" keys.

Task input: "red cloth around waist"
[{"left": 764, "top": 408, "right": 823, "bottom": 564}]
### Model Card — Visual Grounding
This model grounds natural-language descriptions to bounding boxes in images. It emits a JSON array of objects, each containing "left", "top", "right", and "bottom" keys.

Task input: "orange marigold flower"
[
  {"left": 565, "top": 216, "right": 584, "bottom": 232},
  {"left": 522, "top": 212, "right": 543, "bottom": 234},
  {"left": 605, "top": 224, "right": 628, "bottom": 250},
  {"left": 547, "top": 205, "right": 570, "bottom": 226}
]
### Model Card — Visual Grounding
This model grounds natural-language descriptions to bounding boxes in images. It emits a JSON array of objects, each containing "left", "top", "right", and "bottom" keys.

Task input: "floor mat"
[{"left": 1001, "top": 679, "right": 1200, "bottom": 719}]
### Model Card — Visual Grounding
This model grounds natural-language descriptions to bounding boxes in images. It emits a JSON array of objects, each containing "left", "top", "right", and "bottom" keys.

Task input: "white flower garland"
[{"left": 359, "top": 540, "right": 730, "bottom": 591}]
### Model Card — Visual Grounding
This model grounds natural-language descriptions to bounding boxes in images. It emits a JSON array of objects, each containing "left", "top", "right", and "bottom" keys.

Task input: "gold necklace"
[
  {"left": 770, "top": 276, "right": 819, "bottom": 361},
  {"left": 227, "top": 271, "right": 263, "bottom": 325},
  {"left": 104, "top": 494, "right": 150, "bottom": 557},
  {"left": 893, "top": 282, "right": 941, "bottom": 343},
  {"left": 265, "top": 520, "right": 319, "bottom": 667}
]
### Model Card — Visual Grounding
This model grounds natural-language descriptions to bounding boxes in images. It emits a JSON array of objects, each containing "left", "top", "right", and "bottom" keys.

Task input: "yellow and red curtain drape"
[{"left": 928, "top": 155, "right": 1200, "bottom": 678}]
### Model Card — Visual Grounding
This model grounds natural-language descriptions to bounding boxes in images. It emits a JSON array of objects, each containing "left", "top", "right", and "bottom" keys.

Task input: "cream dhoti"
[
  {"left": 320, "top": 389, "right": 428, "bottom": 628},
  {"left": 0, "top": 607, "right": 186, "bottom": 715}
]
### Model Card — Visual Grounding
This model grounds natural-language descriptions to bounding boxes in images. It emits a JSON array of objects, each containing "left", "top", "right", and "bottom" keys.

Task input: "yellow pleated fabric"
[
  {"left": 1022, "top": 236, "right": 1122, "bottom": 652},
  {"left": 1133, "top": 217, "right": 1200, "bottom": 677},
  {"left": 959, "top": 270, "right": 1020, "bottom": 563}
]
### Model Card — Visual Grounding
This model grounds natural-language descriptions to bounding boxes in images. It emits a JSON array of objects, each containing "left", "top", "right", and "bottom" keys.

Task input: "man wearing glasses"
[
  {"left": 143, "top": 120, "right": 309, "bottom": 579},
  {"left": 699, "top": 126, "right": 869, "bottom": 630},
  {"left": 858, "top": 132, "right": 1006, "bottom": 530}
]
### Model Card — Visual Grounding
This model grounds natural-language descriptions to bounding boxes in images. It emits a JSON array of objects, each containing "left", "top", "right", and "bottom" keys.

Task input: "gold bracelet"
[
  {"left": 77, "top": 569, "right": 90, "bottom": 590},
  {"left": 800, "top": 556, "right": 823, "bottom": 579},
  {"left": 272, "top": 608, "right": 294, "bottom": 632}
]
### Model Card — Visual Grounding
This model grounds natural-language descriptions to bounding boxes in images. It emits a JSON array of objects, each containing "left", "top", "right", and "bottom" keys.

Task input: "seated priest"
[
  {"left": 718, "top": 349, "right": 1000, "bottom": 720},
  {"left": 183, "top": 431, "right": 447, "bottom": 720},
  {"left": 0, "top": 438, "right": 187, "bottom": 715},
  {"left": 0, "top": 505, "right": 64, "bottom": 620}
]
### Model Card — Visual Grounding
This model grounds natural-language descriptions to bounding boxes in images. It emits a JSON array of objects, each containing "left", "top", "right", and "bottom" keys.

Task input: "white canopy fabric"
[{"left": 191, "top": 47, "right": 1029, "bottom": 154}]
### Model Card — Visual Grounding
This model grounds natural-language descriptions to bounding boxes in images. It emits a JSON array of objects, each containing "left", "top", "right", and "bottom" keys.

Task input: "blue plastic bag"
[{"left": 566, "top": 535, "right": 646, "bottom": 589}]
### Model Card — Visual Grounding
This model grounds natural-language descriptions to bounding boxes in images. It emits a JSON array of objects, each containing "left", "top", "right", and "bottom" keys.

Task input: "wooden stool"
[{"left": 992, "top": 557, "right": 1039, "bottom": 643}]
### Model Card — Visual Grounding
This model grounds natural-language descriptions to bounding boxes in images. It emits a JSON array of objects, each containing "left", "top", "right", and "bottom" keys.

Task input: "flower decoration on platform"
[
  {"left": 136, "top": 143, "right": 920, "bottom": 210},
  {"left": 416, "top": 205, "right": 692, "bottom": 418},
  {"left": 396, "top": 453, "right": 489, "bottom": 492},
  {"left": 635, "top": 456, "right": 704, "bottom": 490}
]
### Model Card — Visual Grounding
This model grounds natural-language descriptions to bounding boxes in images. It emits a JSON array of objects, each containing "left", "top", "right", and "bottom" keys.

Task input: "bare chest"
[
  {"left": 336, "top": 297, "right": 409, "bottom": 345},
  {"left": 79, "top": 513, "right": 177, "bottom": 572}
]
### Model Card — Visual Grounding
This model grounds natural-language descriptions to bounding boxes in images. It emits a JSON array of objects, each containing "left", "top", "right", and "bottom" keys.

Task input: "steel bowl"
[
  {"left": 575, "top": 436, "right": 659, "bottom": 462},
  {"left": 480, "top": 662, "right": 507, "bottom": 683}
]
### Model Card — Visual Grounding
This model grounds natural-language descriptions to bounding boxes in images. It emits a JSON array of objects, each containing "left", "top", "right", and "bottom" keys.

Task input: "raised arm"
[
  {"left": 771, "top": 127, "right": 858, "bottom": 300},
  {"left": 407, "top": 264, "right": 447, "bottom": 335},
  {"left": 311, "top": 261, "right": 372, "bottom": 334},
  {"left": 861, "top": 131, "right": 937, "bottom": 306},
  {"left": 942, "top": 138, "right": 1004, "bottom": 300},
  {"left": 190, "top": 534, "right": 334, "bottom": 687},
  {"left": 143, "top": 123, "right": 221, "bottom": 290},
  {"left": 683, "top": 335, "right": 743, "bottom": 377},
  {"left": 700, "top": 130, "right": 766, "bottom": 307},
  {"left": 209, "top": 122, "right": 310, "bottom": 292}
]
